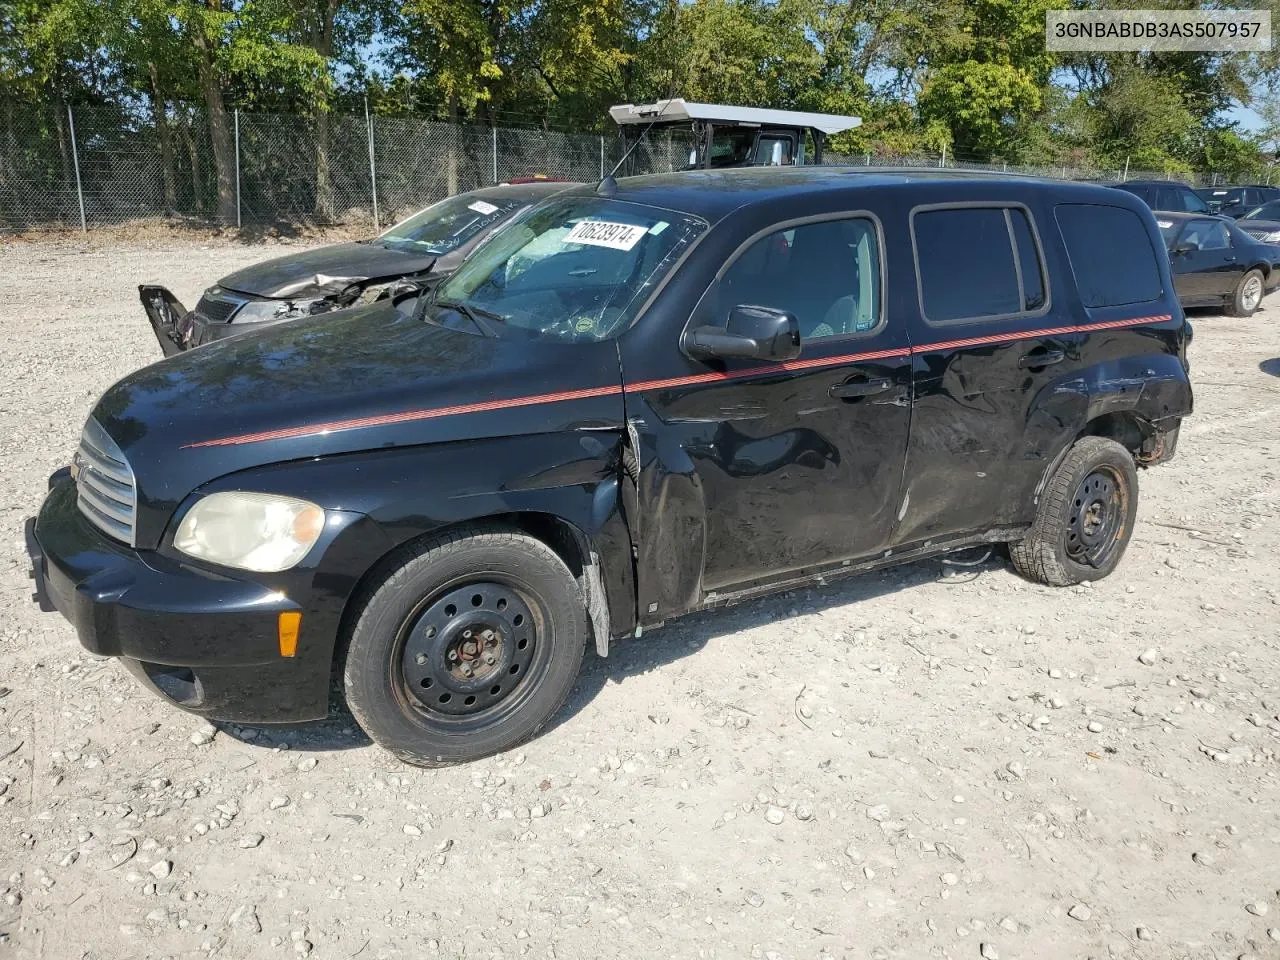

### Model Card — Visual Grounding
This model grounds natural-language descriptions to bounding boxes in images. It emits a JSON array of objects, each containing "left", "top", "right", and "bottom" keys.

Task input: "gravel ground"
[{"left": 2, "top": 235, "right": 1279, "bottom": 960}]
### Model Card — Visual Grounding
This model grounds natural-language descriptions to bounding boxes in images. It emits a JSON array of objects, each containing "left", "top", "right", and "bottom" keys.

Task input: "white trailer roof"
[{"left": 609, "top": 99, "right": 861, "bottom": 135}]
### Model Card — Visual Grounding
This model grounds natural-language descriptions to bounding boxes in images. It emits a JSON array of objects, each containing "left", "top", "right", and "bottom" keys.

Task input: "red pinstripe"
[{"left": 182, "top": 313, "right": 1172, "bottom": 449}]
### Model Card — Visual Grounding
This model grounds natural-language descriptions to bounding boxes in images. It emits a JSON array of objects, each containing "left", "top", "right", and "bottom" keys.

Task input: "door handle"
[
  {"left": 830, "top": 377, "right": 892, "bottom": 399},
  {"left": 1018, "top": 348, "right": 1065, "bottom": 369}
]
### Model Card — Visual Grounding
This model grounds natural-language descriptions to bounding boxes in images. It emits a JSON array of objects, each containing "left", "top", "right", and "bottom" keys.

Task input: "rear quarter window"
[{"left": 1055, "top": 204, "right": 1163, "bottom": 308}]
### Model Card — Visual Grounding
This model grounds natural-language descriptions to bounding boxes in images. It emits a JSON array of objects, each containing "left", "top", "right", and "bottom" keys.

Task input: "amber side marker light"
[{"left": 278, "top": 612, "right": 302, "bottom": 657}]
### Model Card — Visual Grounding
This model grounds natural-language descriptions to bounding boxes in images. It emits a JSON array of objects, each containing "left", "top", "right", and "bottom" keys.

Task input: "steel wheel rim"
[
  {"left": 1064, "top": 466, "right": 1127, "bottom": 568},
  {"left": 1242, "top": 274, "right": 1263, "bottom": 311},
  {"left": 391, "top": 575, "right": 550, "bottom": 731}
]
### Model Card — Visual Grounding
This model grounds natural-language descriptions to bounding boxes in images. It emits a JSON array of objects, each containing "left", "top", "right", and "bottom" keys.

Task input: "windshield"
[
  {"left": 431, "top": 196, "right": 707, "bottom": 342},
  {"left": 378, "top": 193, "right": 523, "bottom": 254},
  {"left": 1241, "top": 200, "right": 1280, "bottom": 221}
]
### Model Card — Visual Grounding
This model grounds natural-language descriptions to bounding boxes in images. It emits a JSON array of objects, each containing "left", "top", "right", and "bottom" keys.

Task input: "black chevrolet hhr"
[{"left": 27, "top": 168, "right": 1193, "bottom": 767}]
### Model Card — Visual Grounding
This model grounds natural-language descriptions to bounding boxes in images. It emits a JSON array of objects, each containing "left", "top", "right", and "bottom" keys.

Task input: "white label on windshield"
[
  {"left": 562, "top": 219, "right": 647, "bottom": 251},
  {"left": 1157, "top": 219, "right": 1174, "bottom": 228},
  {"left": 468, "top": 200, "right": 500, "bottom": 215}
]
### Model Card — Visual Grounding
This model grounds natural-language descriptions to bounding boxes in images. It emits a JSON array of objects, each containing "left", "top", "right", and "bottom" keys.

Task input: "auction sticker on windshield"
[
  {"left": 468, "top": 200, "right": 500, "bottom": 215},
  {"left": 563, "top": 220, "right": 648, "bottom": 251}
]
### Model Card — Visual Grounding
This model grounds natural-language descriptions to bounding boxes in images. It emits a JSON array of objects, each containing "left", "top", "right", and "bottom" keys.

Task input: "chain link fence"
[{"left": 0, "top": 100, "right": 1271, "bottom": 232}]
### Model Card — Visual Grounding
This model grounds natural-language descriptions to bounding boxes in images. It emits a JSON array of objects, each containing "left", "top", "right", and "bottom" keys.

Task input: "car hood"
[
  {"left": 90, "top": 299, "right": 625, "bottom": 543},
  {"left": 217, "top": 241, "right": 441, "bottom": 298},
  {"left": 1237, "top": 218, "right": 1280, "bottom": 235}
]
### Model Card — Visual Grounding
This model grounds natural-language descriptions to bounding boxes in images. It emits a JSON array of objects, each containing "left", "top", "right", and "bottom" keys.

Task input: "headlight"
[
  {"left": 1263, "top": 231, "right": 1280, "bottom": 243},
  {"left": 174, "top": 492, "right": 325, "bottom": 572},
  {"left": 231, "top": 298, "right": 323, "bottom": 324}
]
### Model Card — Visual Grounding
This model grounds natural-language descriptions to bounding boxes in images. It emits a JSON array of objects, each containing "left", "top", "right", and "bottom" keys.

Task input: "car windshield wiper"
[{"left": 435, "top": 298, "right": 508, "bottom": 336}]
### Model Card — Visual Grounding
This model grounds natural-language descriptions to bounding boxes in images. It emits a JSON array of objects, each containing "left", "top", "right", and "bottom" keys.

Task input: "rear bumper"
[{"left": 27, "top": 481, "right": 332, "bottom": 722}]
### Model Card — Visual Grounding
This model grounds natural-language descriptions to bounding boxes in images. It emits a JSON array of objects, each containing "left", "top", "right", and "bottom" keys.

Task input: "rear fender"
[{"left": 1026, "top": 351, "right": 1192, "bottom": 505}]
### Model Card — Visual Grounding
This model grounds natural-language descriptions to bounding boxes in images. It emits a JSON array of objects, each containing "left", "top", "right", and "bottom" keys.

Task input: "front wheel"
[
  {"left": 343, "top": 528, "right": 587, "bottom": 767},
  {"left": 1010, "top": 437, "right": 1139, "bottom": 587},
  {"left": 1226, "top": 268, "right": 1265, "bottom": 317}
]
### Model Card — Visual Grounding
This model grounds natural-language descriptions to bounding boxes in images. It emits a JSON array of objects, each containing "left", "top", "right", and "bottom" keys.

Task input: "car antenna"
[{"left": 598, "top": 95, "right": 677, "bottom": 197}]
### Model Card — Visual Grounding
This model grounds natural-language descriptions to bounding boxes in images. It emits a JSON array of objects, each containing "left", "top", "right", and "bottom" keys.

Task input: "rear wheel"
[
  {"left": 1010, "top": 437, "right": 1138, "bottom": 587},
  {"left": 343, "top": 528, "right": 587, "bottom": 767},
  {"left": 1226, "top": 269, "right": 1264, "bottom": 317}
]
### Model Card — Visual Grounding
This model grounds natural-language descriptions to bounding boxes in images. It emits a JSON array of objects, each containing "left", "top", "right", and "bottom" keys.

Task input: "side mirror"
[
  {"left": 688, "top": 148, "right": 698, "bottom": 166},
  {"left": 1172, "top": 241, "right": 1196, "bottom": 256},
  {"left": 687, "top": 304, "right": 801, "bottom": 362},
  {"left": 770, "top": 141, "right": 784, "bottom": 165}
]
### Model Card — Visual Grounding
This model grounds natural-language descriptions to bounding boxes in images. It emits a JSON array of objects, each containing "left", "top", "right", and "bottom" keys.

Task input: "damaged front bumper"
[
  {"left": 139, "top": 285, "right": 191, "bottom": 357},
  {"left": 140, "top": 272, "right": 439, "bottom": 356}
]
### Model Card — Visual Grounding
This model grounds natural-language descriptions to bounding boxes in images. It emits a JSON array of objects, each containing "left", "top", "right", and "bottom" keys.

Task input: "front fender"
[{"left": 189, "top": 433, "right": 637, "bottom": 655}]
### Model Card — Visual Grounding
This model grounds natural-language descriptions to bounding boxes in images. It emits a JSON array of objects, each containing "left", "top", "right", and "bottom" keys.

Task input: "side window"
[
  {"left": 1009, "top": 208, "right": 1046, "bottom": 310},
  {"left": 912, "top": 205, "right": 1047, "bottom": 323},
  {"left": 1183, "top": 219, "right": 1230, "bottom": 251},
  {"left": 1055, "top": 203, "right": 1162, "bottom": 307},
  {"left": 716, "top": 218, "right": 881, "bottom": 340},
  {"left": 1182, "top": 189, "right": 1210, "bottom": 213}
]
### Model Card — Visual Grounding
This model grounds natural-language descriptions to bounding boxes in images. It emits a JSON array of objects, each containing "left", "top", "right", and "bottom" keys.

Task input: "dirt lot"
[{"left": 1, "top": 233, "right": 1279, "bottom": 960}]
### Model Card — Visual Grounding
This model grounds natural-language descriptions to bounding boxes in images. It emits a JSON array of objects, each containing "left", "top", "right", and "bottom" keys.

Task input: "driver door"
[{"left": 623, "top": 215, "right": 912, "bottom": 601}]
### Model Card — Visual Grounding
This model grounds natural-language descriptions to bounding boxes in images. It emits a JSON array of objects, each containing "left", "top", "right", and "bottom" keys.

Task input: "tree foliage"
[{"left": 2, "top": 0, "right": 1276, "bottom": 179}]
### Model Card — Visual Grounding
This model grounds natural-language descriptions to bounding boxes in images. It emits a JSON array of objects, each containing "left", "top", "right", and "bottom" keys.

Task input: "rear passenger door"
[{"left": 896, "top": 202, "right": 1074, "bottom": 545}]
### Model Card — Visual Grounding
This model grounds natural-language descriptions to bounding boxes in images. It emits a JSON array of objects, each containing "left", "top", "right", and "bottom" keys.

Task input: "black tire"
[
  {"left": 1010, "top": 436, "right": 1139, "bottom": 587},
  {"left": 1226, "top": 268, "right": 1265, "bottom": 317},
  {"left": 343, "top": 527, "right": 587, "bottom": 767}
]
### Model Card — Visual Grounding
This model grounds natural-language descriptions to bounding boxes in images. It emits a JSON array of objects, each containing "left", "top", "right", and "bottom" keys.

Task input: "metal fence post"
[
  {"left": 600, "top": 135, "right": 605, "bottom": 178},
  {"left": 939, "top": 145, "right": 946, "bottom": 168},
  {"left": 364, "top": 97, "right": 379, "bottom": 230},
  {"left": 865, "top": 152, "right": 870, "bottom": 166},
  {"left": 234, "top": 109, "right": 241, "bottom": 229},
  {"left": 67, "top": 104, "right": 87, "bottom": 232},
  {"left": 492, "top": 126, "right": 498, "bottom": 183}
]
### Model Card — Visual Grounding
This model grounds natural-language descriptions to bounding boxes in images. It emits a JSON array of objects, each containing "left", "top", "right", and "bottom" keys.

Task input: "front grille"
[
  {"left": 194, "top": 290, "right": 245, "bottom": 324},
  {"left": 74, "top": 418, "right": 137, "bottom": 546}
]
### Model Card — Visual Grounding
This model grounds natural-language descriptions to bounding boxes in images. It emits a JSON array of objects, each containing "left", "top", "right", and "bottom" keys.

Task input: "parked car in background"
[
  {"left": 1232, "top": 199, "right": 1280, "bottom": 243},
  {"left": 1194, "top": 185, "right": 1280, "bottom": 217},
  {"left": 1155, "top": 211, "right": 1278, "bottom": 314},
  {"left": 140, "top": 180, "right": 574, "bottom": 355},
  {"left": 1111, "top": 179, "right": 1211, "bottom": 213},
  {"left": 28, "top": 168, "right": 1193, "bottom": 766}
]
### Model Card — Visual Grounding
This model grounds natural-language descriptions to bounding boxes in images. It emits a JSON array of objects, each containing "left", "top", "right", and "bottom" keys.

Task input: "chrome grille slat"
[
  {"left": 78, "top": 448, "right": 133, "bottom": 491},
  {"left": 79, "top": 482, "right": 132, "bottom": 524},
  {"left": 75, "top": 418, "right": 137, "bottom": 546}
]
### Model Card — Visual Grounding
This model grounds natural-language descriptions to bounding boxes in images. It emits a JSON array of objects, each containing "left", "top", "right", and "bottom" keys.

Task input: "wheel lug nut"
[
  {"left": 448, "top": 650, "right": 458, "bottom": 662},
  {"left": 462, "top": 666, "right": 472, "bottom": 677},
  {"left": 463, "top": 629, "right": 472, "bottom": 638},
  {"left": 415, "top": 654, "right": 427, "bottom": 665},
  {"left": 485, "top": 656, "right": 496, "bottom": 665}
]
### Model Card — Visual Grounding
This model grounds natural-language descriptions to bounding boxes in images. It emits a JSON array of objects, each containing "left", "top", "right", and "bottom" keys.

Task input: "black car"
[
  {"left": 27, "top": 168, "right": 1193, "bottom": 767},
  {"left": 1194, "top": 184, "right": 1280, "bottom": 217},
  {"left": 1155, "top": 211, "right": 1277, "bottom": 314},
  {"left": 1111, "top": 179, "right": 1211, "bottom": 213},
  {"left": 140, "top": 180, "right": 573, "bottom": 355},
  {"left": 1232, "top": 199, "right": 1280, "bottom": 244}
]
